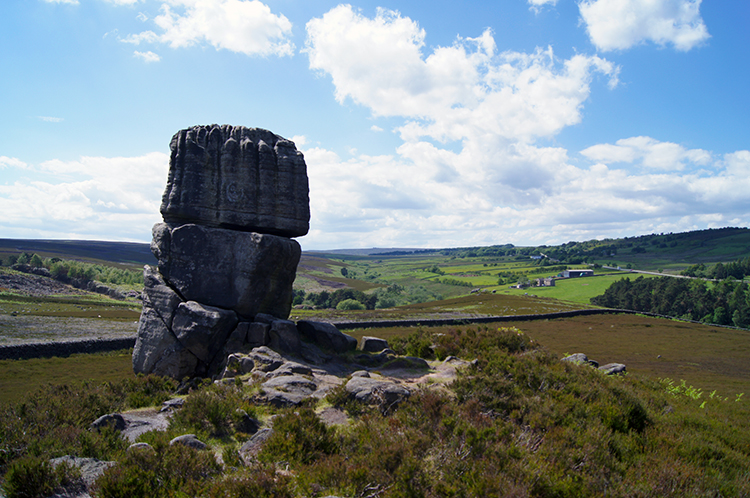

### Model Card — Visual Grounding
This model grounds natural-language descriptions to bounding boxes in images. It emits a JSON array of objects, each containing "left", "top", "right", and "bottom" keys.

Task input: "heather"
[{"left": 2, "top": 325, "right": 749, "bottom": 497}]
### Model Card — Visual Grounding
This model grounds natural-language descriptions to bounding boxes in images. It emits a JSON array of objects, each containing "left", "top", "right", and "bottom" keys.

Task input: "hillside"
[
  {"left": 0, "top": 239, "right": 155, "bottom": 270},
  {"left": 1, "top": 324, "right": 748, "bottom": 497}
]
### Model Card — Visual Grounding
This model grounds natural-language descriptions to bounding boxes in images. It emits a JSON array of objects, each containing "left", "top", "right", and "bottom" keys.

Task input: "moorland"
[{"left": 1, "top": 227, "right": 750, "bottom": 496}]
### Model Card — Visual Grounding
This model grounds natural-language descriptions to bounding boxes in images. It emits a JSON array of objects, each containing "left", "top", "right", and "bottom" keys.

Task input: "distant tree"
[
  {"left": 336, "top": 299, "right": 365, "bottom": 311},
  {"left": 340, "top": 267, "right": 348, "bottom": 277},
  {"left": 29, "top": 254, "right": 43, "bottom": 268}
]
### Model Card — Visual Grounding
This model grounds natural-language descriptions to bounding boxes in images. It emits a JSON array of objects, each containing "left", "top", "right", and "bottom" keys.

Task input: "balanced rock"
[
  {"left": 152, "top": 223, "right": 300, "bottom": 318},
  {"left": 134, "top": 124, "right": 309, "bottom": 380},
  {"left": 161, "top": 124, "right": 310, "bottom": 237}
]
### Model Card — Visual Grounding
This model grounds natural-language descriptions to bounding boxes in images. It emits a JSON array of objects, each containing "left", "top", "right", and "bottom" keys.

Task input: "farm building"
[{"left": 562, "top": 269, "right": 594, "bottom": 278}]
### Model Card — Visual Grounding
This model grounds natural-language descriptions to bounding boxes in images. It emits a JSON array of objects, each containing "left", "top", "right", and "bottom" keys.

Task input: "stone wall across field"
[
  {"left": 0, "top": 337, "right": 136, "bottom": 361},
  {"left": 0, "top": 308, "right": 730, "bottom": 361}
]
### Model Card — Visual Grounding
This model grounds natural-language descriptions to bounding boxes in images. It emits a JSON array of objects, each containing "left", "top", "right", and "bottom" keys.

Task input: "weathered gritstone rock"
[
  {"left": 345, "top": 376, "right": 411, "bottom": 406},
  {"left": 171, "top": 301, "right": 238, "bottom": 363},
  {"left": 599, "top": 363, "right": 627, "bottom": 375},
  {"left": 161, "top": 124, "right": 310, "bottom": 237},
  {"left": 561, "top": 353, "right": 599, "bottom": 368},
  {"left": 170, "top": 434, "right": 208, "bottom": 450},
  {"left": 297, "top": 320, "right": 358, "bottom": 353},
  {"left": 134, "top": 124, "right": 310, "bottom": 379},
  {"left": 360, "top": 336, "right": 390, "bottom": 353},
  {"left": 152, "top": 223, "right": 300, "bottom": 319}
]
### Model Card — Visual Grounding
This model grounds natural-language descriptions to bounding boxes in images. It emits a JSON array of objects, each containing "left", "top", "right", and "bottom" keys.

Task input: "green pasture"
[{"left": 497, "top": 272, "right": 663, "bottom": 304}]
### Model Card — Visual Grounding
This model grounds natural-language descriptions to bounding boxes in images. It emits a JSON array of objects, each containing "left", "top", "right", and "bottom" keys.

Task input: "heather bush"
[
  {"left": 2, "top": 456, "right": 75, "bottom": 498},
  {"left": 169, "top": 383, "right": 254, "bottom": 438},
  {"left": 92, "top": 435, "right": 221, "bottom": 498},
  {"left": 258, "top": 408, "right": 338, "bottom": 465}
]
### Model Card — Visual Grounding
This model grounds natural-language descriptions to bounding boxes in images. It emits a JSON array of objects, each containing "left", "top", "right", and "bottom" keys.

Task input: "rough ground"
[{"left": 0, "top": 268, "right": 85, "bottom": 296}]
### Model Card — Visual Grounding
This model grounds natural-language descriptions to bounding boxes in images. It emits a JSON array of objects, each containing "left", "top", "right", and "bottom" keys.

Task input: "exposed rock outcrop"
[
  {"left": 161, "top": 125, "right": 309, "bottom": 238},
  {"left": 133, "top": 124, "right": 310, "bottom": 379}
]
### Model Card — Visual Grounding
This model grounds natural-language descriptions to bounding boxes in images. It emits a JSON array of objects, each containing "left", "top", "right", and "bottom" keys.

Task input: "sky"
[{"left": 1, "top": 0, "right": 748, "bottom": 251}]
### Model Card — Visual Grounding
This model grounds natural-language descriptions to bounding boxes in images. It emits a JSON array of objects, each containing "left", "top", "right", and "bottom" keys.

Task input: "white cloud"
[
  {"left": 299, "top": 142, "right": 750, "bottom": 250},
  {"left": 305, "top": 6, "right": 619, "bottom": 145},
  {"left": 578, "top": 0, "right": 710, "bottom": 51},
  {"left": 39, "top": 116, "right": 64, "bottom": 123},
  {"left": 137, "top": 12, "right": 149, "bottom": 22},
  {"left": 41, "top": 0, "right": 79, "bottom": 5},
  {"left": 370, "top": 125, "right": 384, "bottom": 132},
  {"left": 134, "top": 50, "right": 161, "bottom": 62},
  {"left": 529, "top": 0, "right": 558, "bottom": 13},
  {"left": 0, "top": 157, "right": 28, "bottom": 169},
  {"left": 0, "top": 153, "right": 169, "bottom": 241},
  {"left": 102, "top": 0, "right": 141, "bottom": 5},
  {"left": 580, "top": 136, "right": 711, "bottom": 170},
  {"left": 295, "top": 6, "right": 746, "bottom": 249},
  {"left": 123, "top": 0, "right": 294, "bottom": 57}
]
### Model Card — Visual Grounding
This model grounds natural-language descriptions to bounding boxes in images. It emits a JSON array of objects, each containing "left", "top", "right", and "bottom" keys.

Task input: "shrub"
[
  {"left": 2, "top": 456, "right": 79, "bottom": 498},
  {"left": 336, "top": 298, "right": 365, "bottom": 310},
  {"left": 92, "top": 437, "right": 221, "bottom": 498},
  {"left": 170, "top": 384, "right": 250, "bottom": 438},
  {"left": 259, "top": 408, "right": 338, "bottom": 465}
]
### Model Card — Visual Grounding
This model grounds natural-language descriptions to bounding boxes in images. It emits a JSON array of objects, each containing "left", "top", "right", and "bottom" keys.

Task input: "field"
[
  {"left": 2, "top": 227, "right": 750, "bottom": 404},
  {"left": 343, "top": 313, "right": 750, "bottom": 398}
]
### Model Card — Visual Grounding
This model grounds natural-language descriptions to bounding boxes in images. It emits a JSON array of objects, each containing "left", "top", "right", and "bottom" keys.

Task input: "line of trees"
[
  {"left": 682, "top": 257, "right": 750, "bottom": 280},
  {"left": 294, "top": 283, "right": 443, "bottom": 310},
  {"left": 2, "top": 252, "right": 143, "bottom": 286},
  {"left": 591, "top": 276, "right": 750, "bottom": 328}
]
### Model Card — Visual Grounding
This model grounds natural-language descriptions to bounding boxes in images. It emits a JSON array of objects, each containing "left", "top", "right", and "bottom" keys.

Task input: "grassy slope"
[{"left": 0, "top": 238, "right": 154, "bottom": 270}]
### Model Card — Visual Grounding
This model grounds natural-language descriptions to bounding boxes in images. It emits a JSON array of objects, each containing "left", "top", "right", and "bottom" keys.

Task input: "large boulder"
[
  {"left": 171, "top": 301, "right": 239, "bottom": 363},
  {"left": 160, "top": 124, "right": 310, "bottom": 238},
  {"left": 297, "top": 320, "right": 357, "bottom": 353},
  {"left": 152, "top": 223, "right": 300, "bottom": 319}
]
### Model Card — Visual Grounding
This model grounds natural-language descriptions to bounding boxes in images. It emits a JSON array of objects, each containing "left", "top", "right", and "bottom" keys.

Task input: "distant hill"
[
  {"left": 308, "top": 248, "right": 438, "bottom": 256},
  {"left": 0, "top": 239, "right": 154, "bottom": 268},
  {"left": 2, "top": 226, "right": 749, "bottom": 270}
]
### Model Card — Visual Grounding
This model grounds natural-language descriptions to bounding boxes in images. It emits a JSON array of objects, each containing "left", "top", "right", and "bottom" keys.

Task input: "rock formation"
[
  {"left": 161, "top": 125, "right": 309, "bottom": 237},
  {"left": 133, "top": 124, "right": 344, "bottom": 379}
]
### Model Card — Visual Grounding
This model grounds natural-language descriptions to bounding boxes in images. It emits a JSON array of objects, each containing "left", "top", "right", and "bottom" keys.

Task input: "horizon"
[
  {"left": 1, "top": 0, "right": 748, "bottom": 251},
  {"left": 3, "top": 225, "right": 748, "bottom": 255}
]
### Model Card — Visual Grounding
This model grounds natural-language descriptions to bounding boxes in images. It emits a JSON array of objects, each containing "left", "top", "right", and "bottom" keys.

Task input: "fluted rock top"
[{"left": 160, "top": 124, "right": 310, "bottom": 238}]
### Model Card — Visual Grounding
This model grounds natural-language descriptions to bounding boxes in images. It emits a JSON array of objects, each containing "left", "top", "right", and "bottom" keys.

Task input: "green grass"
[
  {"left": 498, "top": 272, "right": 662, "bottom": 304},
  {"left": 3, "top": 325, "right": 749, "bottom": 497},
  {"left": 0, "top": 350, "right": 135, "bottom": 405},
  {"left": 0, "top": 293, "right": 141, "bottom": 319}
]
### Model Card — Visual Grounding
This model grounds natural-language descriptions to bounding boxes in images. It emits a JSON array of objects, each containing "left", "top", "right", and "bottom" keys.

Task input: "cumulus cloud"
[
  {"left": 123, "top": 0, "right": 294, "bottom": 57},
  {"left": 134, "top": 50, "right": 161, "bottom": 62},
  {"left": 578, "top": 0, "right": 710, "bottom": 51},
  {"left": 0, "top": 153, "right": 168, "bottom": 241},
  {"left": 0, "top": 157, "right": 28, "bottom": 169},
  {"left": 295, "top": 6, "right": 747, "bottom": 249},
  {"left": 299, "top": 142, "right": 750, "bottom": 249},
  {"left": 305, "top": 6, "right": 619, "bottom": 147},
  {"left": 580, "top": 136, "right": 711, "bottom": 170}
]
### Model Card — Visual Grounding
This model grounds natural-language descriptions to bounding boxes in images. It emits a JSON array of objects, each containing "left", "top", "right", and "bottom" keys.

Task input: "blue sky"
[{"left": 1, "top": 0, "right": 748, "bottom": 250}]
